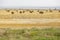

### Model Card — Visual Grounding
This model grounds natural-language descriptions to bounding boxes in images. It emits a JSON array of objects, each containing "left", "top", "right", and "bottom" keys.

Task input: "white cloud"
[{"left": 0, "top": 0, "right": 60, "bottom": 8}]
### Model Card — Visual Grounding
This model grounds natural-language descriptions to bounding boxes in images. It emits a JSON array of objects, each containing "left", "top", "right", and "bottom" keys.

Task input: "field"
[
  {"left": 0, "top": 9, "right": 60, "bottom": 19},
  {"left": 0, "top": 9, "right": 60, "bottom": 40},
  {"left": 0, "top": 28, "right": 60, "bottom": 40}
]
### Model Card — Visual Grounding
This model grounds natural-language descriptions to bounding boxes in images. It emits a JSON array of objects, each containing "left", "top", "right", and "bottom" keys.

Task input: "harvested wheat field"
[
  {"left": 0, "top": 19, "right": 60, "bottom": 28},
  {"left": 0, "top": 9, "right": 60, "bottom": 28}
]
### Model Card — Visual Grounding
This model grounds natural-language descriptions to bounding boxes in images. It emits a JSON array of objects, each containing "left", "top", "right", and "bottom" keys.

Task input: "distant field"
[
  {"left": 0, "top": 9, "right": 60, "bottom": 28},
  {"left": 0, "top": 9, "right": 60, "bottom": 19},
  {"left": 0, "top": 28, "right": 60, "bottom": 40}
]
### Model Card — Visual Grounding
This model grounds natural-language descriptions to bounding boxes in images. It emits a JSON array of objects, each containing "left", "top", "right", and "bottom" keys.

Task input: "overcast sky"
[{"left": 0, "top": 0, "right": 60, "bottom": 8}]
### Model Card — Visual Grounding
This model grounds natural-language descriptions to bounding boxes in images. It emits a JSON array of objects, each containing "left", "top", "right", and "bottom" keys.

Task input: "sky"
[{"left": 0, "top": 0, "right": 60, "bottom": 8}]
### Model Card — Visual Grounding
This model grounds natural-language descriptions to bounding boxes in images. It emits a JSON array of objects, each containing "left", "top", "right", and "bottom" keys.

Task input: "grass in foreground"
[{"left": 0, "top": 28, "right": 60, "bottom": 40}]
